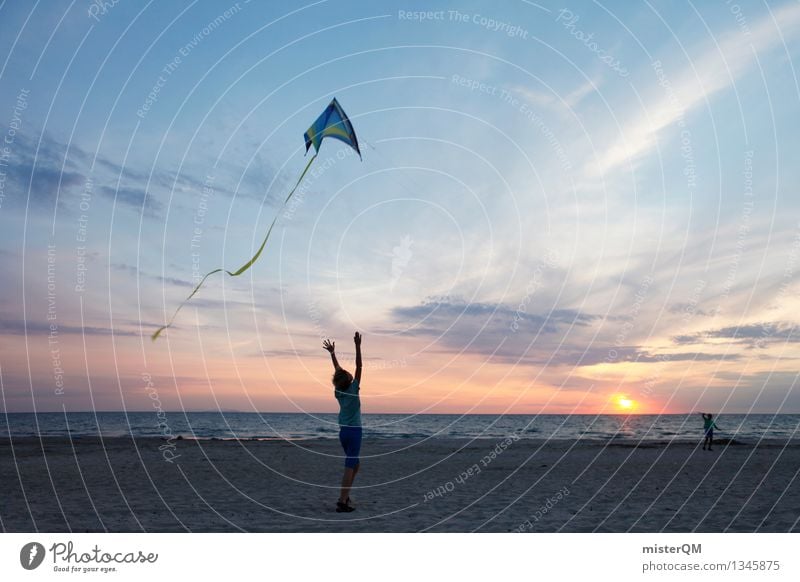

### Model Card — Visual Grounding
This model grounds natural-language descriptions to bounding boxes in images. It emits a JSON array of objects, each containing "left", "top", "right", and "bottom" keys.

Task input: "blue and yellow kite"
[
  {"left": 304, "top": 97, "right": 361, "bottom": 159},
  {"left": 152, "top": 98, "right": 361, "bottom": 341}
]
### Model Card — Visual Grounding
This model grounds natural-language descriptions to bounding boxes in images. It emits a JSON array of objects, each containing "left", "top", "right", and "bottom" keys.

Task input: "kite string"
[{"left": 151, "top": 153, "right": 318, "bottom": 341}]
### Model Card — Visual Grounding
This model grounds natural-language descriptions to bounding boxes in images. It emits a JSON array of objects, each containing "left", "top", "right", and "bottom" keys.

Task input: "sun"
[{"left": 616, "top": 396, "right": 636, "bottom": 411}]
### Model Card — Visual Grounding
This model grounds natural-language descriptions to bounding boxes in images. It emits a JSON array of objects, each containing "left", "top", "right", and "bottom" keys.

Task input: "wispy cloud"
[
  {"left": 0, "top": 319, "right": 138, "bottom": 337},
  {"left": 673, "top": 321, "right": 797, "bottom": 348},
  {"left": 590, "top": 2, "right": 800, "bottom": 177},
  {"left": 391, "top": 298, "right": 601, "bottom": 334},
  {"left": 98, "top": 185, "right": 163, "bottom": 219},
  {"left": 111, "top": 262, "right": 193, "bottom": 288}
]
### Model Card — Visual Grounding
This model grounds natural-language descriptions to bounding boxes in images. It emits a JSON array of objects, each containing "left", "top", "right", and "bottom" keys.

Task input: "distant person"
[
  {"left": 323, "top": 332, "right": 363, "bottom": 513},
  {"left": 701, "top": 413, "right": 719, "bottom": 450}
]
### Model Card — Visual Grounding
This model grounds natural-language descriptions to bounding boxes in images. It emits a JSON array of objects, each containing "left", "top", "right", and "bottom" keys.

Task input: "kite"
[
  {"left": 152, "top": 97, "right": 361, "bottom": 341},
  {"left": 304, "top": 97, "right": 361, "bottom": 160}
]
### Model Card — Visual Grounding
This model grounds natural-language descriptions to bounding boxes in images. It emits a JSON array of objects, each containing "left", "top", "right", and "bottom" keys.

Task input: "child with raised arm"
[
  {"left": 701, "top": 413, "right": 719, "bottom": 451},
  {"left": 323, "top": 332, "right": 362, "bottom": 513}
]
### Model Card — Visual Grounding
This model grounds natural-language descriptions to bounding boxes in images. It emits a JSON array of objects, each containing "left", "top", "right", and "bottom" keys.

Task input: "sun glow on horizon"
[{"left": 615, "top": 395, "right": 636, "bottom": 412}]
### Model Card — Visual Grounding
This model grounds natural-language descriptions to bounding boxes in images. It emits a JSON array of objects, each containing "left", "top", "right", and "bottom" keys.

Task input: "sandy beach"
[{"left": 1, "top": 436, "right": 798, "bottom": 532}]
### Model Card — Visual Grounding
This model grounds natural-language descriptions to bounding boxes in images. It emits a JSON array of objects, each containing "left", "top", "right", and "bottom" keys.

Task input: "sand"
[{"left": 1, "top": 436, "right": 798, "bottom": 532}]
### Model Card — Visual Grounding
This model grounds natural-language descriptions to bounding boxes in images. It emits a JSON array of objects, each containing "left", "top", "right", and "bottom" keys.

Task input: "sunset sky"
[{"left": 1, "top": 0, "right": 799, "bottom": 415}]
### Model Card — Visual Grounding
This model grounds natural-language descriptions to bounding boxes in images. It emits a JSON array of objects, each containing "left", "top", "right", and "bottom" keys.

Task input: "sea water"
[{"left": 2, "top": 412, "right": 798, "bottom": 443}]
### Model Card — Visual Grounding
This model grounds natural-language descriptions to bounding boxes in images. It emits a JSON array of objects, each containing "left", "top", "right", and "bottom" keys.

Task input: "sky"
[{"left": 0, "top": 0, "right": 799, "bottom": 415}]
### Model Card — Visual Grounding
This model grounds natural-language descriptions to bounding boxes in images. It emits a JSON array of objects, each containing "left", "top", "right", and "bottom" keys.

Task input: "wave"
[{"left": 4, "top": 412, "right": 799, "bottom": 441}]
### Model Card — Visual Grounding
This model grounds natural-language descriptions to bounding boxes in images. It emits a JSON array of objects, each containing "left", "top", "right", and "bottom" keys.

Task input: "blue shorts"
[{"left": 339, "top": 426, "right": 362, "bottom": 468}]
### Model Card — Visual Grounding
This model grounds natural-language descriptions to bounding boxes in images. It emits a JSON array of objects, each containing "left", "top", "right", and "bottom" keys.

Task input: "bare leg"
[
  {"left": 347, "top": 463, "right": 361, "bottom": 503},
  {"left": 339, "top": 467, "right": 357, "bottom": 503}
]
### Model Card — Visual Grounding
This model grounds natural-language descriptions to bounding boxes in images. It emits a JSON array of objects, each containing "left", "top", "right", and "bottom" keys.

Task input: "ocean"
[{"left": 2, "top": 412, "right": 798, "bottom": 443}]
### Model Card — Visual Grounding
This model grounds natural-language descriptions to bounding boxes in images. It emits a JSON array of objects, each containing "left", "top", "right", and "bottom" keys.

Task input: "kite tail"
[{"left": 151, "top": 153, "right": 318, "bottom": 341}]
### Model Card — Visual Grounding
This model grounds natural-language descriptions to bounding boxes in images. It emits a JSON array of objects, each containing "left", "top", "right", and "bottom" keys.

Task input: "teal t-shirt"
[
  {"left": 336, "top": 378, "right": 361, "bottom": 427},
  {"left": 703, "top": 417, "right": 717, "bottom": 430}
]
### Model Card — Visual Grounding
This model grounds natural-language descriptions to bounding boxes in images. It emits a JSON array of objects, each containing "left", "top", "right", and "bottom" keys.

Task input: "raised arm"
[
  {"left": 354, "top": 331, "right": 362, "bottom": 383},
  {"left": 322, "top": 339, "right": 341, "bottom": 371}
]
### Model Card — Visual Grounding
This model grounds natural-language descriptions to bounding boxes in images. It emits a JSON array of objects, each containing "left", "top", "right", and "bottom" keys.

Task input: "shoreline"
[{"left": 3, "top": 435, "right": 798, "bottom": 446}]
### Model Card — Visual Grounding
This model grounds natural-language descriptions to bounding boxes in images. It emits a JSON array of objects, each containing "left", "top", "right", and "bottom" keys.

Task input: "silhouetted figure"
[
  {"left": 323, "top": 332, "right": 363, "bottom": 513},
  {"left": 701, "top": 413, "right": 719, "bottom": 451}
]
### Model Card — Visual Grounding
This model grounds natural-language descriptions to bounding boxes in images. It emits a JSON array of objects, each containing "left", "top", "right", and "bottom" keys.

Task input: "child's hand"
[
  {"left": 354, "top": 331, "right": 362, "bottom": 346},
  {"left": 322, "top": 339, "right": 335, "bottom": 353}
]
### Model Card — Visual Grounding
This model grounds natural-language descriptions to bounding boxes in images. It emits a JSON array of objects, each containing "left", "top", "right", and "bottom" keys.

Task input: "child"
[
  {"left": 323, "top": 332, "right": 362, "bottom": 512},
  {"left": 701, "top": 413, "right": 719, "bottom": 451}
]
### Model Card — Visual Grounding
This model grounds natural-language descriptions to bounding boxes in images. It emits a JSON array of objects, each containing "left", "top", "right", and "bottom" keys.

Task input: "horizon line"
[{"left": 3, "top": 410, "right": 799, "bottom": 415}]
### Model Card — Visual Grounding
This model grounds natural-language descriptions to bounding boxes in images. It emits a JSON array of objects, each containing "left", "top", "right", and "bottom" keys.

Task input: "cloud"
[
  {"left": 386, "top": 297, "right": 749, "bottom": 369},
  {"left": 0, "top": 319, "right": 138, "bottom": 337},
  {"left": 673, "top": 321, "right": 798, "bottom": 348},
  {"left": 2, "top": 131, "right": 167, "bottom": 218},
  {"left": 94, "top": 154, "right": 245, "bottom": 203},
  {"left": 252, "top": 348, "right": 306, "bottom": 358},
  {"left": 1, "top": 130, "right": 252, "bottom": 219},
  {"left": 111, "top": 262, "right": 193, "bottom": 288},
  {"left": 668, "top": 302, "right": 717, "bottom": 318},
  {"left": 589, "top": 2, "right": 800, "bottom": 177},
  {"left": 497, "top": 345, "right": 739, "bottom": 368},
  {"left": 98, "top": 185, "right": 163, "bottom": 219},
  {"left": 391, "top": 298, "right": 600, "bottom": 334},
  {"left": 22, "top": 165, "right": 84, "bottom": 205},
  {"left": 626, "top": 350, "right": 739, "bottom": 363},
  {"left": 511, "top": 75, "right": 600, "bottom": 111},
  {"left": 384, "top": 297, "right": 612, "bottom": 366},
  {"left": 2, "top": 132, "right": 87, "bottom": 209}
]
